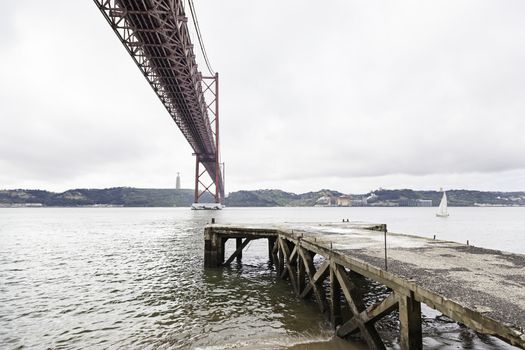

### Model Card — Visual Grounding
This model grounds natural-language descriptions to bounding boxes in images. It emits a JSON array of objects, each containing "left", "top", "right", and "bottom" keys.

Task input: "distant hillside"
[
  {"left": 224, "top": 188, "right": 525, "bottom": 207},
  {"left": 368, "top": 189, "right": 525, "bottom": 207},
  {"left": 225, "top": 189, "right": 343, "bottom": 207},
  {"left": 0, "top": 188, "right": 213, "bottom": 207},
  {"left": 0, "top": 187, "right": 523, "bottom": 207}
]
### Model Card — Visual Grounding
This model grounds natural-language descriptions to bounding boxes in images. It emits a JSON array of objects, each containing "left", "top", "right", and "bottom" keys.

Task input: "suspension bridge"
[
  {"left": 94, "top": 0, "right": 224, "bottom": 209},
  {"left": 92, "top": 2, "right": 525, "bottom": 350}
]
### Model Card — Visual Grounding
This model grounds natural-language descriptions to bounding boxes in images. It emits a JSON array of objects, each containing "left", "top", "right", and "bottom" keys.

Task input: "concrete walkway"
[{"left": 208, "top": 222, "right": 525, "bottom": 348}]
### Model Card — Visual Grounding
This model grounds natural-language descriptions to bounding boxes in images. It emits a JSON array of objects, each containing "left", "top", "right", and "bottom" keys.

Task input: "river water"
[{"left": 1, "top": 207, "right": 524, "bottom": 349}]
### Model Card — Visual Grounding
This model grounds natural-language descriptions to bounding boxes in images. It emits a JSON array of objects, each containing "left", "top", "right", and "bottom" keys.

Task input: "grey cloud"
[{"left": 1, "top": 0, "right": 524, "bottom": 193}]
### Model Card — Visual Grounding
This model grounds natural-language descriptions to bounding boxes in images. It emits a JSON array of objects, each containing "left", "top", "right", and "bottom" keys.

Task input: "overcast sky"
[{"left": 1, "top": 1, "right": 524, "bottom": 194}]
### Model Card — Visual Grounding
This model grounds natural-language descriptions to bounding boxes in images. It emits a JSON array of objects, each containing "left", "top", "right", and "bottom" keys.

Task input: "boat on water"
[
  {"left": 191, "top": 202, "right": 224, "bottom": 210},
  {"left": 436, "top": 190, "right": 449, "bottom": 217}
]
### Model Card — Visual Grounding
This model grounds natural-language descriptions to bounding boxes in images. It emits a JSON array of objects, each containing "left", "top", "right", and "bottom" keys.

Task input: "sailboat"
[{"left": 436, "top": 190, "right": 449, "bottom": 217}]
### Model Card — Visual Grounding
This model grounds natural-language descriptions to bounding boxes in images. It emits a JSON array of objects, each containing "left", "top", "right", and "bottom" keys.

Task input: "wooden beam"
[
  {"left": 268, "top": 237, "right": 276, "bottom": 264},
  {"left": 299, "top": 258, "right": 329, "bottom": 299},
  {"left": 236, "top": 238, "right": 242, "bottom": 262},
  {"left": 279, "top": 243, "right": 298, "bottom": 279},
  {"left": 223, "top": 238, "right": 251, "bottom": 266},
  {"left": 330, "top": 262, "right": 343, "bottom": 328},
  {"left": 337, "top": 292, "right": 398, "bottom": 337},
  {"left": 279, "top": 237, "right": 298, "bottom": 294},
  {"left": 271, "top": 238, "right": 278, "bottom": 268},
  {"left": 298, "top": 247, "right": 329, "bottom": 313},
  {"left": 297, "top": 249, "right": 306, "bottom": 295},
  {"left": 278, "top": 239, "right": 284, "bottom": 276},
  {"left": 367, "top": 292, "right": 398, "bottom": 323},
  {"left": 334, "top": 264, "right": 386, "bottom": 350},
  {"left": 289, "top": 245, "right": 298, "bottom": 263},
  {"left": 220, "top": 237, "right": 228, "bottom": 265},
  {"left": 272, "top": 238, "right": 278, "bottom": 254},
  {"left": 399, "top": 293, "right": 422, "bottom": 350},
  {"left": 333, "top": 264, "right": 364, "bottom": 315}
]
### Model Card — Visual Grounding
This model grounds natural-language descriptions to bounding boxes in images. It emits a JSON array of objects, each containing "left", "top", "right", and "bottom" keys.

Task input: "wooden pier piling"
[
  {"left": 204, "top": 222, "right": 525, "bottom": 349},
  {"left": 399, "top": 292, "right": 423, "bottom": 350}
]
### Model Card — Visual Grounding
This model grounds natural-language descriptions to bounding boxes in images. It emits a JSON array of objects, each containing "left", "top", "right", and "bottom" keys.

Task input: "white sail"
[{"left": 436, "top": 191, "right": 449, "bottom": 217}]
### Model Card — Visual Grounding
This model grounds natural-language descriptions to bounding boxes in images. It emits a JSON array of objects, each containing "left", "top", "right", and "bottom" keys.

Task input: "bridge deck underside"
[{"left": 95, "top": 0, "right": 223, "bottom": 195}]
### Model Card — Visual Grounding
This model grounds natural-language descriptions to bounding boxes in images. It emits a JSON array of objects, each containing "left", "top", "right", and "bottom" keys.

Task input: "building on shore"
[
  {"left": 315, "top": 195, "right": 334, "bottom": 206},
  {"left": 336, "top": 195, "right": 352, "bottom": 206},
  {"left": 335, "top": 195, "right": 368, "bottom": 207},
  {"left": 417, "top": 199, "right": 433, "bottom": 207},
  {"left": 351, "top": 196, "right": 368, "bottom": 207},
  {"left": 176, "top": 172, "right": 181, "bottom": 190},
  {"left": 399, "top": 199, "right": 433, "bottom": 207}
]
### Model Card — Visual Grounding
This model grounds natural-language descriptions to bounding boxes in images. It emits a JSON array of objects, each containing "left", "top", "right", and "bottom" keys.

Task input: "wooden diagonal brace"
[
  {"left": 278, "top": 237, "right": 298, "bottom": 294},
  {"left": 299, "top": 260, "right": 330, "bottom": 299},
  {"left": 222, "top": 238, "right": 251, "bottom": 266},
  {"left": 298, "top": 247, "right": 329, "bottom": 313},
  {"left": 334, "top": 264, "right": 386, "bottom": 350},
  {"left": 337, "top": 292, "right": 398, "bottom": 337},
  {"left": 279, "top": 238, "right": 297, "bottom": 279}
]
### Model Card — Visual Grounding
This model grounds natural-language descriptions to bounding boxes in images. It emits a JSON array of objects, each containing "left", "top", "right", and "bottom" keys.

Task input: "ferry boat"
[{"left": 191, "top": 203, "right": 224, "bottom": 210}]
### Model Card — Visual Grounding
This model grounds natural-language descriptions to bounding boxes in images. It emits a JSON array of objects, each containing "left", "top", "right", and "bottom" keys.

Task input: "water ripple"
[{"left": 1, "top": 207, "right": 521, "bottom": 349}]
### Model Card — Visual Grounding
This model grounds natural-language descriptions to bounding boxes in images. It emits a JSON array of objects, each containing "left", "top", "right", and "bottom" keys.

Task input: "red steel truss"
[
  {"left": 94, "top": 0, "right": 224, "bottom": 203},
  {"left": 195, "top": 74, "right": 223, "bottom": 203}
]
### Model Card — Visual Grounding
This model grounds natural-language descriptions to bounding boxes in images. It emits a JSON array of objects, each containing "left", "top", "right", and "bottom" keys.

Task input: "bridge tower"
[
  {"left": 93, "top": 0, "right": 224, "bottom": 209},
  {"left": 193, "top": 73, "right": 224, "bottom": 209}
]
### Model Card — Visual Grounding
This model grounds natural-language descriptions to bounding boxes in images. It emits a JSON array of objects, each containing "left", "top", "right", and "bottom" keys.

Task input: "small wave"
[{"left": 192, "top": 332, "right": 348, "bottom": 350}]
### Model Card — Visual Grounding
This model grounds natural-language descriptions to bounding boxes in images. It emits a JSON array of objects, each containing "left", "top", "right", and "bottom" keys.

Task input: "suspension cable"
[{"left": 187, "top": 0, "right": 215, "bottom": 76}]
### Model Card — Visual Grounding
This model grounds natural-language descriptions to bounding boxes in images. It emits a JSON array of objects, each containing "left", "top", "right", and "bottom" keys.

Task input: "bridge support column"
[
  {"left": 268, "top": 237, "right": 276, "bottom": 264},
  {"left": 236, "top": 238, "right": 242, "bottom": 262},
  {"left": 297, "top": 250, "right": 306, "bottom": 295},
  {"left": 220, "top": 237, "right": 228, "bottom": 265},
  {"left": 204, "top": 227, "right": 221, "bottom": 267},
  {"left": 278, "top": 240, "right": 285, "bottom": 277},
  {"left": 399, "top": 292, "right": 423, "bottom": 350},
  {"left": 193, "top": 73, "right": 223, "bottom": 206},
  {"left": 329, "top": 262, "right": 343, "bottom": 328}
]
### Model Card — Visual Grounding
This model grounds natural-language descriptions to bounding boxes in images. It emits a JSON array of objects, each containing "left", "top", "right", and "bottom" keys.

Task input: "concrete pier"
[{"left": 204, "top": 222, "right": 525, "bottom": 349}]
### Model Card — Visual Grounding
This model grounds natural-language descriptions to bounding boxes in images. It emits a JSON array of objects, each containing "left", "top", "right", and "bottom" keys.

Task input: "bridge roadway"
[{"left": 204, "top": 222, "right": 525, "bottom": 349}]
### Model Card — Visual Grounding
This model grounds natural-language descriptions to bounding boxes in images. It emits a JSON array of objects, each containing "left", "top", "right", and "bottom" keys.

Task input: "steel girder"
[{"left": 93, "top": 0, "right": 224, "bottom": 201}]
